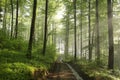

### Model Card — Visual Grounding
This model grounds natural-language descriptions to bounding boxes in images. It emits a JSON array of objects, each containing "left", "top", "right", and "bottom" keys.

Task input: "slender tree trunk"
[
  {"left": 80, "top": 0, "right": 83, "bottom": 58},
  {"left": 91, "top": 25, "right": 96, "bottom": 57},
  {"left": 0, "top": 7, "right": 2, "bottom": 22},
  {"left": 27, "top": 0, "right": 37, "bottom": 59},
  {"left": 73, "top": 0, "right": 77, "bottom": 60},
  {"left": 64, "top": 11, "right": 69, "bottom": 59},
  {"left": 0, "top": 5, "right": 2, "bottom": 20},
  {"left": 15, "top": 0, "right": 18, "bottom": 39},
  {"left": 53, "top": 22, "right": 56, "bottom": 44},
  {"left": 78, "top": 28, "right": 80, "bottom": 58},
  {"left": 88, "top": 0, "right": 92, "bottom": 60},
  {"left": 11, "top": 0, "right": 14, "bottom": 38},
  {"left": 107, "top": 0, "right": 114, "bottom": 69},
  {"left": 3, "top": 0, "right": 7, "bottom": 34},
  {"left": 96, "top": 0, "right": 100, "bottom": 62},
  {"left": 42, "top": 0, "right": 48, "bottom": 55},
  {"left": 51, "top": 23, "right": 54, "bottom": 45}
]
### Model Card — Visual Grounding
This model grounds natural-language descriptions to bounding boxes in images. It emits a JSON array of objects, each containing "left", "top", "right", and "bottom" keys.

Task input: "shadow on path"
[{"left": 47, "top": 62, "right": 76, "bottom": 80}]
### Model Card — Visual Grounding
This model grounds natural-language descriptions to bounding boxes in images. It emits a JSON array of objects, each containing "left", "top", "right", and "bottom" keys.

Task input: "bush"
[
  {"left": 0, "top": 63, "right": 33, "bottom": 80},
  {"left": 0, "top": 31, "right": 57, "bottom": 80},
  {"left": 0, "top": 33, "right": 27, "bottom": 52},
  {"left": 0, "top": 43, "right": 57, "bottom": 80}
]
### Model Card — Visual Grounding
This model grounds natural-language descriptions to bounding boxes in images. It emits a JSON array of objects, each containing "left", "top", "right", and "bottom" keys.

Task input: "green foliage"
[
  {"left": 1, "top": 39, "right": 27, "bottom": 52},
  {"left": 32, "top": 44, "right": 57, "bottom": 65},
  {"left": 0, "top": 36, "right": 57, "bottom": 80},
  {"left": 0, "top": 63, "right": 32, "bottom": 80},
  {"left": 72, "top": 59, "right": 120, "bottom": 80},
  {"left": 0, "top": 33, "right": 27, "bottom": 52}
]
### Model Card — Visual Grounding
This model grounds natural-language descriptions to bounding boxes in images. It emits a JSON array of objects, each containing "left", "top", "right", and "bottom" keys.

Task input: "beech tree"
[
  {"left": 42, "top": 0, "right": 48, "bottom": 55},
  {"left": 64, "top": 10, "right": 70, "bottom": 59},
  {"left": 107, "top": 0, "right": 114, "bottom": 69},
  {"left": 27, "top": 0, "right": 37, "bottom": 59},
  {"left": 73, "top": 0, "right": 77, "bottom": 60},
  {"left": 2, "top": 0, "right": 7, "bottom": 34},
  {"left": 88, "top": 0, "right": 92, "bottom": 60},
  {"left": 80, "top": 0, "right": 83, "bottom": 58},
  {"left": 96, "top": 0, "right": 100, "bottom": 62},
  {"left": 10, "top": 0, "right": 14, "bottom": 38},
  {"left": 15, "top": 0, "right": 19, "bottom": 39}
]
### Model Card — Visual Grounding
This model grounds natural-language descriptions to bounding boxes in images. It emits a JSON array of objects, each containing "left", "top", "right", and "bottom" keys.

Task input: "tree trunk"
[
  {"left": 88, "top": 0, "right": 92, "bottom": 61},
  {"left": 91, "top": 25, "right": 96, "bottom": 58},
  {"left": 96, "top": 0, "right": 100, "bottom": 62},
  {"left": 107, "top": 0, "right": 114, "bottom": 69},
  {"left": 42, "top": 0, "right": 48, "bottom": 55},
  {"left": 2, "top": 0, "right": 7, "bottom": 35},
  {"left": 27, "top": 0, "right": 37, "bottom": 59},
  {"left": 80, "top": 0, "right": 83, "bottom": 58},
  {"left": 53, "top": 22, "right": 56, "bottom": 44},
  {"left": 51, "top": 23, "right": 54, "bottom": 45},
  {"left": 73, "top": 0, "right": 77, "bottom": 60},
  {"left": 0, "top": 7, "right": 2, "bottom": 22},
  {"left": 64, "top": 11, "right": 69, "bottom": 59},
  {"left": 15, "top": 0, "right": 19, "bottom": 39},
  {"left": 11, "top": 0, "right": 14, "bottom": 38}
]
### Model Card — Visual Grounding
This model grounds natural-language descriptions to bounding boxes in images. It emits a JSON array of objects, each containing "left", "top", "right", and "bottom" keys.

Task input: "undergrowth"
[
  {"left": 0, "top": 36, "right": 57, "bottom": 80},
  {"left": 70, "top": 58, "right": 120, "bottom": 80}
]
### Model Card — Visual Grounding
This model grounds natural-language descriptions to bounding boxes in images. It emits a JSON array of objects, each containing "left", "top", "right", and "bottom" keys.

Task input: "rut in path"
[{"left": 47, "top": 62, "right": 77, "bottom": 80}]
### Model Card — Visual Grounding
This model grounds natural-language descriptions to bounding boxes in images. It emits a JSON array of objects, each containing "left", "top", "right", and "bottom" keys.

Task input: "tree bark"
[
  {"left": 42, "top": 0, "right": 48, "bottom": 55},
  {"left": 0, "top": 7, "right": 2, "bottom": 22},
  {"left": 73, "top": 0, "right": 77, "bottom": 60},
  {"left": 27, "top": 0, "right": 37, "bottom": 59},
  {"left": 2, "top": 0, "right": 7, "bottom": 35},
  {"left": 64, "top": 11, "right": 69, "bottom": 59},
  {"left": 11, "top": 0, "right": 14, "bottom": 38},
  {"left": 107, "top": 0, "right": 114, "bottom": 69},
  {"left": 80, "top": 0, "right": 83, "bottom": 58},
  {"left": 15, "top": 0, "right": 19, "bottom": 39},
  {"left": 96, "top": 0, "right": 100, "bottom": 62},
  {"left": 88, "top": 0, "right": 92, "bottom": 61}
]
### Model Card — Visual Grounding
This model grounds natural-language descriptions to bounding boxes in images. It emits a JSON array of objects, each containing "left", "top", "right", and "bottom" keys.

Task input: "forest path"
[
  {"left": 47, "top": 62, "right": 83, "bottom": 80},
  {"left": 47, "top": 62, "right": 76, "bottom": 80}
]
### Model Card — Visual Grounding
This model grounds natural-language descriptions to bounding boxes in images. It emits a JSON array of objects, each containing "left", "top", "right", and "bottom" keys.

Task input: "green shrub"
[
  {"left": 0, "top": 63, "right": 33, "bottom": 80},
  {"left": 0, "top": 35, "right": 27, "bottom": 52},
  {"left": 0, "top": 31, "right": 57, "bottom": 80}
]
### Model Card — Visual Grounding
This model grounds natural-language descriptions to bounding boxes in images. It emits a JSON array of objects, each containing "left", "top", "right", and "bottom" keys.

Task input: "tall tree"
[
  {"left": 80, "top": 0, "right": 83, "bottom": 58},
  {"left": 11, "top": 0, "right": 14, "bottom": 38},
  {"left": 88, "top": 0, "right": 92, "bottom": 60},
  {"left": 15, "top": 0, "right": 19, "bottom": 39},
  {"left": 96, "top": 0, "right": 100, "bottom": 61},
  {"left": 107, "top": 0, "right": 114, "bottom": 69},
  {"left": 64, "top": 11, "right": 70, "bottom": 59},
  {"left": 2, "top": 0, "right": 7, "bottom": 34},
  {"left": 73, "top": 0, "right": 77, "bottom": 60},
  {"left": 27, "top": 0, "right": 37, "bottom": 59},
  {"left": 42, "top": 0, "right": 48, "bottom": 55}
]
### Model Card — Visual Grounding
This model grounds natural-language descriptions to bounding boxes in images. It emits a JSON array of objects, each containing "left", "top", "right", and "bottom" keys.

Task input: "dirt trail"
[{"left": 47, "top": 62, "right": 77, "bottom": 80}]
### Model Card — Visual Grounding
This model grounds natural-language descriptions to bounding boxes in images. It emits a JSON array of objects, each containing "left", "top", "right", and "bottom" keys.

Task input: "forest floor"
[
  {"left": 47, "top": 62, "right": 77, "bottom": 80},
  {"left": 46, "top": 56, "right": 83, "bottom": 80}
]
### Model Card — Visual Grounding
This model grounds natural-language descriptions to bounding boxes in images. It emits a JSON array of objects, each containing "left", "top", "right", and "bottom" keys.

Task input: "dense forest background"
[{"left": 0, "top": 0, "right": 120, "bottom": 80}]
